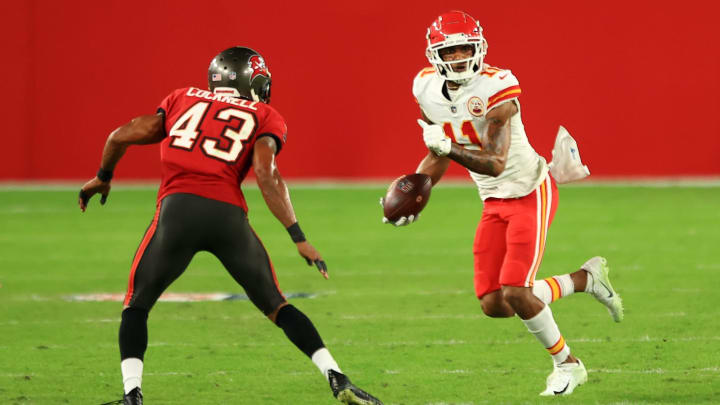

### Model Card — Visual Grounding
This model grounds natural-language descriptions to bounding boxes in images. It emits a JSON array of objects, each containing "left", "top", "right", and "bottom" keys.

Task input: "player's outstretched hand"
[
  {"left": 296, "top": 241, "right": 328, "bottom": 279},
  {"left": 379, "top": 197, "right": 420, "bottom": 227},
  {"left": 382, "top": 214, "right": 419, "bottom": 226},
  {"left": 78, "top": 177, "right": 111, "bottom": 212}
]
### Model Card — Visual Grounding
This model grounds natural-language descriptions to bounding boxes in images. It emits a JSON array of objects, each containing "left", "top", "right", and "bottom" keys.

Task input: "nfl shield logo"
[
  {"left": 211, "top": 73, "right": 222, "bottom": 81},
  {"left": 229, "top": 72, "right": 237, "bottom": 80},
  {"left": 450, "top": 106, "right": 457, "bottom": 113}
]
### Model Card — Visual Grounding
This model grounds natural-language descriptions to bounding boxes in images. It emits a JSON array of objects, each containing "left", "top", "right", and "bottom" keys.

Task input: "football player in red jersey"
[
  {"left": 386, "top": 11, "right": 625, "bottom": 397},
  {"left": 80, "top": 46, "right": 382, "bottom": 405}
]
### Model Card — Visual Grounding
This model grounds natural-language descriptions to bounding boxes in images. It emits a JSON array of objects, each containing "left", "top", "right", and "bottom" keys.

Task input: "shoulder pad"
[
  {"left": 413, "top": 66, "right": 437, "bottom": 99},
  {"left": 481, "top": 67, "right": 521, "bottom": 110}
]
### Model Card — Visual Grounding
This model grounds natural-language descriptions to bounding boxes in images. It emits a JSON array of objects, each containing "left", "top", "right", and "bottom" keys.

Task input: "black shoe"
[
  {"left": 98, "top": 388, "right": 142, "bottom": 405},
  {"left": 328, "top": 370, "right": 383, "bottom": 405},
  {"left": 123, "top": 387, "right": 143, "bottom": 405}
]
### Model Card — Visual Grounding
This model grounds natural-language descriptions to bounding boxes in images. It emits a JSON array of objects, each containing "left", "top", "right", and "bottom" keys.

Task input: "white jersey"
[{"left": 413, "top": 65, "right": 548, "bottom": 200}]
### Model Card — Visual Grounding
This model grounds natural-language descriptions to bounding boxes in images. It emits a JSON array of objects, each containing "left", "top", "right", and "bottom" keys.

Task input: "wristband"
[
  {"left": 286, "top": 222, "right": 306, "bottom": 243},
  {"left": 97, "top": 168, "right": 113, "bottom": 182}
]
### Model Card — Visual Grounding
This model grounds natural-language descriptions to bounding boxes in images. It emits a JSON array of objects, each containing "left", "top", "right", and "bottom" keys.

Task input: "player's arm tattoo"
[{"left": 447, "top": 102, "right": 516, "bottom": 177}]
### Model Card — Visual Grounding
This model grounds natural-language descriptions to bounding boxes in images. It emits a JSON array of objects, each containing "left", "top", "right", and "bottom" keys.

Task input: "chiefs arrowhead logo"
[{"left": 248, "top": 55, "right": 270, "bottom": 82}]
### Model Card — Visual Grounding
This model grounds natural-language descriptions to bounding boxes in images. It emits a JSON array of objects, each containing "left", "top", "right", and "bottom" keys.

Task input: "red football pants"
[{"left": 473, "top": 175, "right": 559, "bottom": 298}]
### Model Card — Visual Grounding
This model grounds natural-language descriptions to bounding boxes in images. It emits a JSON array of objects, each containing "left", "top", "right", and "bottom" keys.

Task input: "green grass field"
[{"left": 1, "top": 183, "right": 719, "bottom": 404}]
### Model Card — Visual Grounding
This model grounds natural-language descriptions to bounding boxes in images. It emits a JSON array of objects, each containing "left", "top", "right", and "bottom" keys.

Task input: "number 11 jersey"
[{"left": 156, "top": 87, "right": 287, "bottom": 212}]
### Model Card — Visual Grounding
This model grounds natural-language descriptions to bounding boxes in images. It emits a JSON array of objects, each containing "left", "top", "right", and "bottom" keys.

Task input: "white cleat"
[
  {"left": 539, "top": 359, "right": 588, "bottom": 396},
  {"left": 582, "top": 256, "right": 624, "bottom": 322}
]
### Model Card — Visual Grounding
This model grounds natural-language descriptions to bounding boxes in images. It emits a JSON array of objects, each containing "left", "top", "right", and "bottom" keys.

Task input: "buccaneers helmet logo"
[{"left": 248, "top": 55, "right": 270, "bottom": 82}]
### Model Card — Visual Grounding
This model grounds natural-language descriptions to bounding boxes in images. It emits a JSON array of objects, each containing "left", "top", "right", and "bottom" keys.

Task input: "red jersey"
[{"left": 156, "top": 87, "right": 287, "bottom": 211}]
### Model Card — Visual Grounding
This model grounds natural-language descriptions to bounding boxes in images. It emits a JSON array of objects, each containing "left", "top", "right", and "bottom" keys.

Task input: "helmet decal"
[{"left": 248, "top": 55, "right": 270, "bottom": 83}]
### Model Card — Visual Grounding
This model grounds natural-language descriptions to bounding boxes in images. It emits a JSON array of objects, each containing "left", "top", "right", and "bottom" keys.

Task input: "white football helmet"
[{"left": 425, "top": 11, "right": 488, "bottom": 85}]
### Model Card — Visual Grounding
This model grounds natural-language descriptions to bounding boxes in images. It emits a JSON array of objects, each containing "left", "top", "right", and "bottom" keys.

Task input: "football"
[{"left": 382, "top": 173, "right": 432, "bottom": 222}]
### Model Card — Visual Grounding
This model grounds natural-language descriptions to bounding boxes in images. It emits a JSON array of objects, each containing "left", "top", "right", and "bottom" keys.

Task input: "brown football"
[{"left": 382, "top": 173, "right": 432, "bottom": 222}]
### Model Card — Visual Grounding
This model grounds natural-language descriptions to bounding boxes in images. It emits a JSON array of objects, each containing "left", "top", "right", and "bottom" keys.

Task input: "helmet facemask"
[{"left": 427, "top": 37, "right": 487, "bottom": 85}]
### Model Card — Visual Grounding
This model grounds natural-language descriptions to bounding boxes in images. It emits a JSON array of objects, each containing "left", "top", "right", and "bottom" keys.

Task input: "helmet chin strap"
[
  {"left": 453, "top": 77, "right": 473, "bottom": 86},
  {"left": 446, "top": 79, "right": 469, "bottom": 92}
]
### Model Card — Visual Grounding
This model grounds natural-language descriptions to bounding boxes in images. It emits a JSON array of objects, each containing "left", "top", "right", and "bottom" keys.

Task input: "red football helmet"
[{"left": 425, "top": 11, "right": 488, "bottom": 84}]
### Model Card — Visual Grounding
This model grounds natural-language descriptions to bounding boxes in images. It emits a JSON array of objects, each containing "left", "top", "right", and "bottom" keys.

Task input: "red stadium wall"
[{"left": 2, "top": 0, "right": 719, "bottom": 180}]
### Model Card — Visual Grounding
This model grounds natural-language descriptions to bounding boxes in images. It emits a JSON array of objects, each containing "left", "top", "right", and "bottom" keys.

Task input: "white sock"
[
  {"left": 311, "top": 348, "right": 341, "bottom": 381},
  {"left": 121, "top": 358, "right": 143, "bottom": 394},
  {"left": 521, "top": 305, "right": 571, "bottom": 365},
  {"left": 532, "top": 274, "right": 575, "bottom": 304}
]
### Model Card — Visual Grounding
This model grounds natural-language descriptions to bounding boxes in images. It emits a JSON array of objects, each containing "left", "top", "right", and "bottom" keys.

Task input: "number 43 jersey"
[
  {"left": 413, "top": 65, "right": 548, "bottom": 200},
  {"left": 156, "top": 87, "right": 287, "bottom": 212}
]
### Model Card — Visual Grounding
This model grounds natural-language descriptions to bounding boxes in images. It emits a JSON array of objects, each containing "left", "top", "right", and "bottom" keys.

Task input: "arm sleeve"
[
  {"left": 486, "top": 71, "right": 522, "bottom": 111},
  {"left": 156, "top": 88, "right": 184, "bottom": 138},
  {"left": 256, "top": 106, "right": 288, "bottom": 155}
]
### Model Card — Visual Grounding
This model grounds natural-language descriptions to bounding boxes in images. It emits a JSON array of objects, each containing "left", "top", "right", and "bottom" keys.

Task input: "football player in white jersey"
[{"left": 386, "top": 10, "right": 624, "bottom": 396}]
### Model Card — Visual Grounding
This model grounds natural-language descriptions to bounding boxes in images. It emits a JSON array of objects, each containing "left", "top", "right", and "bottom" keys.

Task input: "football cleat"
[
  {"left": 540, "top": 359, "right": 588, "bottom": 396},
  {"left": 99, "top": 387, "right": 142, "bottom": 405},
  {"left": 124, "top": 387, "right": 143, "bottom": 405},
  {"left": 328, "top": 370, "right": 383, "bottom": 405},
  {"left": 582, "top": 256, "right": 624, "bottom": 322}
]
